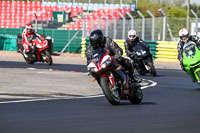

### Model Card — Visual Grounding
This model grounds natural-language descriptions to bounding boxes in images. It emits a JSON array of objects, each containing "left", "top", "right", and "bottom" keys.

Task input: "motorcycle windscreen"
[
  {"left": 133, "top": 42, "right": 150, "bottom": 57},
  {"left": 92, "top": 48, "right": 107, "bottom": 64},
  {"left": 183, "top": 41, "right": 200, "bottom": 66}
]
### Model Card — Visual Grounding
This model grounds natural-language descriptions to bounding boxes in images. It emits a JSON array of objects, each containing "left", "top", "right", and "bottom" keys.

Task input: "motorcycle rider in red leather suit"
[{"left": 22, "top": 24, "right": 47, "bottom": 57}]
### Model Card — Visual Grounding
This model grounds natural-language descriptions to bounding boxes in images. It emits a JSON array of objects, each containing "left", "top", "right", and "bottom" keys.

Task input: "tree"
[
  {"left": 167, "top": 6, "right": 187, "bottom": 17},
  {"left": 190, "top": 4, "right": 200, "bottom": 17},
  {"left": 137, "top": 0, "right": 187, "bottom": 18}
]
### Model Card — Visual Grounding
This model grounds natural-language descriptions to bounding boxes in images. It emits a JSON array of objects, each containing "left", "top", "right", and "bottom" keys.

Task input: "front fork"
[
  {"left": 111, "top": 69, "right": 130, "bottom": 96},
  {"left": 143, "top": 57, "right": 153, "bottom": 71},
  {"left": 108, "top": 74, "right": 115, "bottom": 86}
]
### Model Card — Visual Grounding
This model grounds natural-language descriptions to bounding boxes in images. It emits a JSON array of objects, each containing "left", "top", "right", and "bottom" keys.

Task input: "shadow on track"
[
  {"left": 0, "top": 61, "right": 88, "bottom": 72},
  {"left": 187, "top": 88, "right": 200, "bottom": 93},
  {"left": 135, "top": 72, "right": 166, "bottom": 78},
  {"left": 115, "top": 101, "right": 157, "bottom": 106}
]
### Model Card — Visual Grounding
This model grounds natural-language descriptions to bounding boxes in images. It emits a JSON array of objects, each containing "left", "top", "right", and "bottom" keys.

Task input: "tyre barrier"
[{"left": 155, "top": 41, "right": 178, "bottom": 62}]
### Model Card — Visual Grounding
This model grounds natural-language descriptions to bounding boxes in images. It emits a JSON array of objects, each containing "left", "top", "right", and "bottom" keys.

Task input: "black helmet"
[{"left": 89, "top": 29, "right": 104, "bottom": 49}]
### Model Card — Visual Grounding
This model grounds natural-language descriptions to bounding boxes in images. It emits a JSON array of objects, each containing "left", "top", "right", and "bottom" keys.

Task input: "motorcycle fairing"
[{"left": 183, "top": 41, "right": 200, "bottom": 83}]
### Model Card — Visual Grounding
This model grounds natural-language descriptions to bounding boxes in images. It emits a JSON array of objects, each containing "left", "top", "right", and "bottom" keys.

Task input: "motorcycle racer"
[
  {"left": 177, "top": 28, "right": 200, "bottom": 71},
  {"left": 22, "top": 24, "right": 47, "bottom": 57},
  {"left": 124, "top": 29, "right": 150, "bottom": 60},
  {"left": 86, "top": 29, "right": 142, "bottom": 83}
]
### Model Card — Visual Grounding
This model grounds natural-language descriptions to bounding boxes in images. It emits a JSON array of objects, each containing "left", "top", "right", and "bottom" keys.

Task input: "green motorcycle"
[{"left": 183, "top": 41, "right": 200, "bottom": 84}]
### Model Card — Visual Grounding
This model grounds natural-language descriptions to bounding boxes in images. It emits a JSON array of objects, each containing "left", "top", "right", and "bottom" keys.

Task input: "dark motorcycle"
[
  {"left": 131, "top": 42, "right": 156, "bottom": 77},
  {"left": 87, "top": 48, "right": 143, "bottom": 105},
  {"left": 19, "top": 37, "right": 52, "bottom": 65}
]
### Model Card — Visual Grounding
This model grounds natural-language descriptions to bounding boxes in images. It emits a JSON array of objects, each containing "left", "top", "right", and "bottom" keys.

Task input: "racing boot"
[
  {"left": 129, "top": 70, "right": 142, "bottom": 83},
  {"left": 132, "top": 74, "right": 143, "bottom": 83}
]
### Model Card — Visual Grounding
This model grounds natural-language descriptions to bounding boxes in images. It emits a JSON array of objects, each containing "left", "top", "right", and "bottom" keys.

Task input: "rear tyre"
[
  {"left": 100, "top": 77, "right": 120, "bottom": 105},
  {"left": 129, "top": 85, "right": 143, "bottom": 104}
]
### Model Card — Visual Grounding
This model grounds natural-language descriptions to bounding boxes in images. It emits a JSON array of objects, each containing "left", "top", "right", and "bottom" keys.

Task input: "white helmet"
[
  {"left": 179, "top": 28, "right": 189, "bottom": 43},
  {"left": 25, "top": 24, "right": 33, "bottom": 34},
  {"left": 128, "top": 29, "right": 137, "bottom": 41}
]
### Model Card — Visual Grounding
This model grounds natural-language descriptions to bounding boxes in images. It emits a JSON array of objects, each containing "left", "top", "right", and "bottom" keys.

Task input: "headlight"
[
  {"left": 105, "top": 58, "right": 112, "bottom": 64},
  {"left": 101, "top": 63, "right": 106, "bottom": 69},
  {"left": 136, "top": 51, "right": 141, "bottom": 56},
  {"left": 142, "top": 50, "right": 146, "bottom": 54},
  {"left": 101, "top": 58, "right": 112, "bottom": 69},
  {"left": 89, "top": 67, "right": 98, "bottom": 72}
]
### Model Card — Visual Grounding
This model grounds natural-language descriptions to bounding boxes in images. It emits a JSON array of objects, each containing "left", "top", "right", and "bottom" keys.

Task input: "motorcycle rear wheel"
[
  {"left": 129, "top": 86, "right": 143, "bottom": 104},
  {"left": 100, "top": 77, "right": 120, "bottom": 105}
]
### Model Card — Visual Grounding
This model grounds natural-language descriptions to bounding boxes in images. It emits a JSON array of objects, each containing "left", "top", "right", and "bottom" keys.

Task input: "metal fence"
[
  {"left": 13, "top": 11, "right": 200, "bottom": 42},
  {"left": 81, "top": 10, "right": 200, "bottom": 41},
  {"left": 82, "top": 13, "right": 164, "bottom": 41}
]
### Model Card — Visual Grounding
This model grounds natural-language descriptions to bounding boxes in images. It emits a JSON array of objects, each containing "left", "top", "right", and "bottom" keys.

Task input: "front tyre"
[
  {"left": 24, "top": 57, "right": 34, "bottom": 64},
  {"left": 148, "top": 62, "right": 156, "bottom": 77},
  {"left": 100, "top": 77, "right": 120, "bottom": 105},
  {"left": 41, "top": 50, "right": 52, "bottom": 65}
]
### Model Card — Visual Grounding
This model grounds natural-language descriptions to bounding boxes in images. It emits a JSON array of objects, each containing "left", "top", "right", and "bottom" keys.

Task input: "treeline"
[{"left": 137, "top": 0, "right": 200, "bottom": 18}]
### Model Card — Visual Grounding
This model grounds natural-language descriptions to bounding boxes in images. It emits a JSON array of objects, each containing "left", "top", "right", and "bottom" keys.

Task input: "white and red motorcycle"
[
  {"left": 19, "top": 37, "right": 52, "bottom": 65},
  {"left": 87, "top": 48, "right": 143, "bottom": 105}
]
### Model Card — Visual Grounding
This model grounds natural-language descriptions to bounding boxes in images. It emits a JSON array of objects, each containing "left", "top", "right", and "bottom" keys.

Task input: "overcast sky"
[{"left": 190, "top": 0, "right": 200, "bottom": 4}]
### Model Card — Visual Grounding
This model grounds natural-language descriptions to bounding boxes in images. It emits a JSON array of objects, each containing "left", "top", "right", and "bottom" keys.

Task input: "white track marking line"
[
  {"left": 0, "top": 95, "right": 105, "bottom": 104},
  {"left": 0, "top": 79, "right": 157, "bottom": 104},
  {"left": 27, "top": 68, "right": 37, "bottom": 70},
  {"left": 141, "top": 79, "right": 157, "bottom": 89}
]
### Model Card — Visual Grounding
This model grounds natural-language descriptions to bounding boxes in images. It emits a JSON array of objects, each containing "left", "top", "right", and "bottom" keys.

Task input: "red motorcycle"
[
  {"left": 87, "top": 48, "right": 143, "bottom": 105},
  {"left": 19, "top": 37, "right": 52, "bottom": 65}
]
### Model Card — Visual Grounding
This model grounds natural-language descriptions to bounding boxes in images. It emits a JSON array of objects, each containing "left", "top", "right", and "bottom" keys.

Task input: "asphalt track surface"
[{"left": 0, "top": 61, "right": 200, "bottom": 133}]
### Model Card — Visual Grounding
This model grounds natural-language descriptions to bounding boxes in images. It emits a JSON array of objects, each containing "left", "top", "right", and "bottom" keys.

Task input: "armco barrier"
[
  {"left": 155, "top": 41, "right": 178, "bottom": 62},
  {"left": 81, "top": 38, "right": 158, "bottom": 59},
  {"left": 0, "top": 34, "right": 17, "bottom": 51}
]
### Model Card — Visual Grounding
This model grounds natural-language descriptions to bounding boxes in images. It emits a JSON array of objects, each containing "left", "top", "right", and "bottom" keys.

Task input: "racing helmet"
[
  {"left": 89, "top": 29, "right": 104, "bottom": 49},
  {"left": 128, "top": 29, "right": 137, "bottom": 42},
  {"left": 25, "top": 24, "right": 33, "bottom": 34},
  {"left": 179, "top": 28, "right": 189, "bottom": 43}
]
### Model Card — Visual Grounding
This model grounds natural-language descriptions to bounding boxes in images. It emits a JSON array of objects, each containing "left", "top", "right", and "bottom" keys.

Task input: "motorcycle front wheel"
[
  {"left": 20, "top": 48, "right": 34, "bottom": 65},
  {"left": 24, "top": 57, "right": 34, "bottom": 64},
  {"left": 147, "top": 62, "right": 156, "bottom": 77},
  {"left": 41, "top": 50, "right": 52, "bottom": 65},
  {"left": 100, "top": 77, "right": 120, "bottom": 105}
]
